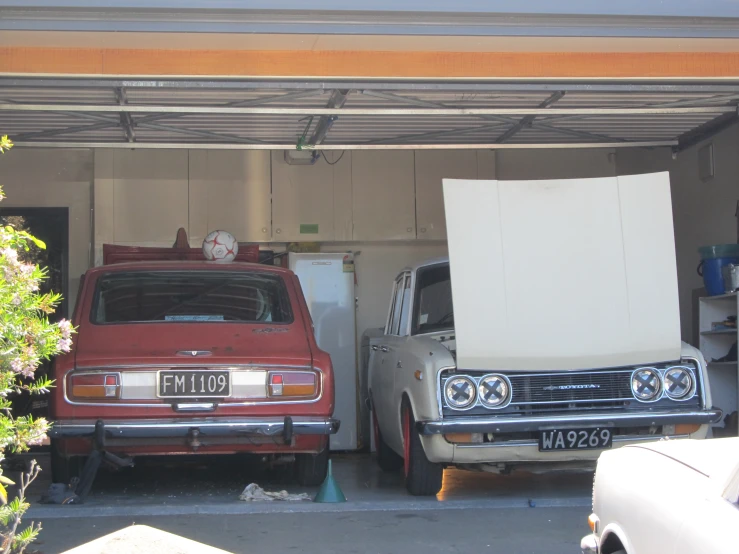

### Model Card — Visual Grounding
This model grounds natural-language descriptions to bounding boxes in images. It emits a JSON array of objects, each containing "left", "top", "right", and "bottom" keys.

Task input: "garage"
[
  {"left": 0, "top": 2, "right": 738, "bottom": 549},
  {"left": 3, "top": 83, "right": 738, "bottom": 438}
]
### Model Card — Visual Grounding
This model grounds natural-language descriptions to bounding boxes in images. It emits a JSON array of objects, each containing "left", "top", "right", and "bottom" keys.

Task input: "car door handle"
[
  {"left": 371, "top": 345, "right": 378, "bottom": 351},
  {"left": 381, "top": 346, "right": 389, "bottom": 352}
]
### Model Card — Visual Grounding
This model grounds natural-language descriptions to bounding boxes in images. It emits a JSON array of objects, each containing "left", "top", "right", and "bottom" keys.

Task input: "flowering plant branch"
[{"left": 0, "top": 135, "right": 74, "bottom": 552}]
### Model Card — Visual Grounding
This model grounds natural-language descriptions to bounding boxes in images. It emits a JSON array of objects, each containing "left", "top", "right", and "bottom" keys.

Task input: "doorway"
[
  {"left": 0, "top": 207, "right": 69, "bottom": 320},
  {"left": 0, "top": 207, "right": 69, "bottom": 421}
]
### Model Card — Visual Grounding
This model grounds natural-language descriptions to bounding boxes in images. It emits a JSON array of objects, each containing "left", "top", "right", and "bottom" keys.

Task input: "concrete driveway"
[{"left": 12, "top": 451, "right": 593, "bottom": 553}]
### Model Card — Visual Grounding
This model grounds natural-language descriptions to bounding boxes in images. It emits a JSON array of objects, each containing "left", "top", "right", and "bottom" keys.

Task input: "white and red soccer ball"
[{"left": 202, "top": 230, "right": 238, "bottom": 263}]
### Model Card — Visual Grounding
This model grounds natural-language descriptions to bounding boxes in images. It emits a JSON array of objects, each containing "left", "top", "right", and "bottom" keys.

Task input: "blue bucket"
[{"left": 698, "top": 244, "right": 739, "bottom": 296}]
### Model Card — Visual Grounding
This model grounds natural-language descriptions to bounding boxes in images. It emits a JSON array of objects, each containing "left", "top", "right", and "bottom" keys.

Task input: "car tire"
[
  {"left": 294, "top": 443, "right": 330, "bottom": 487},
  {"left": 49, "top": 440, "right": 84, "bottom": 485},
  {"left": 373, "top": 409, "right": 403, "bottom": 472},
  {"left": 402, "top": 400, "right": 443, "bottom": 496}
]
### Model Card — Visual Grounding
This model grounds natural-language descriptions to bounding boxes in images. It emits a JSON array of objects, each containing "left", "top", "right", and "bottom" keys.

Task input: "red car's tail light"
[
  {"left": 268, "top": 372, "right": 317, "bottom": 398},
  {"left": 69, "top": 373, "right": 120, "bottom": 400}
]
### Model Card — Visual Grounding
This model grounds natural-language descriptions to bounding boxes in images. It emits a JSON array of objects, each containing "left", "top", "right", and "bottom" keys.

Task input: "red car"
[{"left": 49, "top": 260, "right": 338, "bottom": 486}]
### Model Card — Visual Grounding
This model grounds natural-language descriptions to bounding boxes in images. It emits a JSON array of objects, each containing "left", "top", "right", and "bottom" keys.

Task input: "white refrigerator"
[{"left": 288, "top": 253, "right": 358, "bottom": 451}]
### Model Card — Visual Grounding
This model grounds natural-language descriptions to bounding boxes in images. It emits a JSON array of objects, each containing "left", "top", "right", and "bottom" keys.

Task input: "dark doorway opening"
[
  {"left": 0, "top": 207, "right": 69, "bottom": 320},
  {"left": 0, "top": 207, "right": 69, "bottom": 422}
]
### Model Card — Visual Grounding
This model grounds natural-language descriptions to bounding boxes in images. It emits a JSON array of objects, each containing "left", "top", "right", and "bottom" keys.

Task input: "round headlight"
[
  {"left": 664, "top": 367, "right": 693, "bottom": 400},
  {"left": 631, "top": 368, "right": 661, "bottom": 401},
  {"left": 445, "top": 376, "right": 476, "bottom": 409},
  {"left": 479, "top": 374, "right": 511, "bottom": 408}
]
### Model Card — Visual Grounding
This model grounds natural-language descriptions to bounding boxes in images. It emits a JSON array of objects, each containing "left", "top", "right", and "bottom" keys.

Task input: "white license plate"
[
  {"left": 158, "top": 370, "right": 231, "bottom": 398},
  {"left": 539, "top": 428, "right": 613, "bottom": 452}
]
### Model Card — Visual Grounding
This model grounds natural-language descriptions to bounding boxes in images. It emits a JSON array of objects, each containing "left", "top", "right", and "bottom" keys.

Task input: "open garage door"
[{"left": 1, "top": 78, "right": 738, "bottom": 152}]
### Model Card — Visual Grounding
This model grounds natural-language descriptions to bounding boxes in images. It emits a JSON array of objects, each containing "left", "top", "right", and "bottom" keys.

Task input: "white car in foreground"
[{"left": 581, "top": 437, "right": 739, "bottom": 554}]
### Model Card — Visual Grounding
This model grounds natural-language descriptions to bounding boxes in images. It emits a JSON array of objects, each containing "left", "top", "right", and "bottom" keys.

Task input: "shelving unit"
[
  {"left": 700, "top": 328, "right": 737, "bottom": 336},
  {"left": 698, "top": 292, "right": 738, "bottom": 437}
]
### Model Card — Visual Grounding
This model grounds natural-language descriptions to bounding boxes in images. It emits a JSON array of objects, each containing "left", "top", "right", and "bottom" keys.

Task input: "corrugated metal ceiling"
[{"left": 1, "top": 78, "right": 737, "bottom": 150}]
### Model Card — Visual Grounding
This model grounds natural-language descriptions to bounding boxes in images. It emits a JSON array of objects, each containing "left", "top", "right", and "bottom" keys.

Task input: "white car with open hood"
[
  {"left": 368, "top": 173, "right": 722, "bottom": 496},
  {"left": 581, "top": 437, "right": 739, "bottom": 554}
]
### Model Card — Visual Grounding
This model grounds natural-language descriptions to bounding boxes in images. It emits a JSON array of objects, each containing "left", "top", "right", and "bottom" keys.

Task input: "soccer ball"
[{"left": 202, "top": 230, "right": 238, "bottom": 263}]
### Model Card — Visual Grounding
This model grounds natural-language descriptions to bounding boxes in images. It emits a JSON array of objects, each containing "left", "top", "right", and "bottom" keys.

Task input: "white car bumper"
[
  {"left": 421, "top": 428, "right": 709, "bottom": 465},
  {"left": 580, "top": 533, "right": 599, "bottom": 554},
  {"left": 416, "top": 409, "right": 721, "bottom": 435}
]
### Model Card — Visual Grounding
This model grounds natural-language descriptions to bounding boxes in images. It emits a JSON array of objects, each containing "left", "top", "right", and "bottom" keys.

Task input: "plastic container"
[{"left": 698, "top": 244, "right": 739, "bottom": 295}]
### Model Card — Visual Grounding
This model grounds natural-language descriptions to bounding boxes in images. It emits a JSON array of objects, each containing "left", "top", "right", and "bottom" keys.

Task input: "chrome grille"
[
  {"left": 439, "top": 362, "right": 703, "bottom": 416},
  {"left": 508, "top": 370, "right": 633, "bottom": 404}
]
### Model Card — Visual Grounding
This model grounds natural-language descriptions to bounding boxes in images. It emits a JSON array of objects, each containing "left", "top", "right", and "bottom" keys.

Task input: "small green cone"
[{"left": 313, "top": 459, "right": 346, "bottom": 503}]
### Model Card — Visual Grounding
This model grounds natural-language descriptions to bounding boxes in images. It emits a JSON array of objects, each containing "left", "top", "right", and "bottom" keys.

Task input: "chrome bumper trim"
[
  {"left": 417, "top": 409, "right": 722, "bottom": 435},
  {"left": 454, "top": 433, "right": 691, "bottom": 449},
  {"left": 50, "top": 417, "right": 340, "bottom": 439},
  {"left": 580, "top": 534, "right": 599, "bottom": 554}
]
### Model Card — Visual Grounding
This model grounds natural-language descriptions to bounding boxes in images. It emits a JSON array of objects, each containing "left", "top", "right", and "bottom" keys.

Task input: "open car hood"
[{"left": 442, "top": 173, "right": 681, "bottom": 372}]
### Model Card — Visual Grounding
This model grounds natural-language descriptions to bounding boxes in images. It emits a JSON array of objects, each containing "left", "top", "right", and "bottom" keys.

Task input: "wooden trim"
[{"left": 2, "top": 47, "right": 739, "bottom": 78}]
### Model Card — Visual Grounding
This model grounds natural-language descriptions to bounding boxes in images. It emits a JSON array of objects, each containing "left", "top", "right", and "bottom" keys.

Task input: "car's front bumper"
[
  {"left": 50, "top": 416, "right": 340, "bottom": 441},
  {"left": 580, "top": 533, "right": 599, "bottom": 554},
  {"left": 416, "top": 409, "right": 722, "bottom": 435}
]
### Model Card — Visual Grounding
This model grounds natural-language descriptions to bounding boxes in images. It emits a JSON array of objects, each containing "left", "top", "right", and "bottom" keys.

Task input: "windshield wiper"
[{"left": 435, "top": 311, "right": 454, "bottom": 326}]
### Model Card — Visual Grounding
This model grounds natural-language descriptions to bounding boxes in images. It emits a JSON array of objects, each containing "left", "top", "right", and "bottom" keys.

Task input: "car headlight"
[
  {"left": 631, "top": 367, "right": 661, "bottom": 401},
  {"left": 664, "top": 367, "right": 693, "bottom": 400},
  {"left": 479, "top": 374, "right": 511, "bottom": 408},
  {"left": 445, "top": 376, "right": 476, "bottom": 409}
]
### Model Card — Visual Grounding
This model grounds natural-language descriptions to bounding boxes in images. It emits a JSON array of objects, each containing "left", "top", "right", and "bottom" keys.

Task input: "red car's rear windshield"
[{"left": 91, "top": 270, "right": 293, "bottom": 324}]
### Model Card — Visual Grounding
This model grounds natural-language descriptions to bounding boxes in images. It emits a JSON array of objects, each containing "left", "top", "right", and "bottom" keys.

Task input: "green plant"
[{"left": 0, "top": 136, "right": 74, "bottom": 553}]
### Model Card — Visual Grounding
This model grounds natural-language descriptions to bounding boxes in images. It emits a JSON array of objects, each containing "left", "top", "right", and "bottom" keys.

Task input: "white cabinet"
[
  {"left": 188, "top": 151, "right": 272, "bottom": 243},
  {"left": 108, "top": 149, "right": 190, "bottom": 245},
  {"left": 352, "top": 151, "right": 416, "bottom": 241},
  {"left": 699, "top": 293, "right": 739, "bottom": 436},
  {"left": 271, "top": 151, "right": 352, "bottom": 242},
  {"left": 477, "top": 150, "right": 497, "bottom": 179},
  {"left": 415, "top": 150, "right": 478, "bottom": 240},
  {"left": 496, "top": 148, "right": 616, "bottom": 180}
]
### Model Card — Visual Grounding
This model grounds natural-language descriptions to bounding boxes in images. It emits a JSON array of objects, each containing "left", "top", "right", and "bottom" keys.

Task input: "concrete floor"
[
  {"left": 9, "top": 451, "right": 594, "bottom": 553},
  {"left": 38, "top": 508, "right": 590, "bottom": 554}
]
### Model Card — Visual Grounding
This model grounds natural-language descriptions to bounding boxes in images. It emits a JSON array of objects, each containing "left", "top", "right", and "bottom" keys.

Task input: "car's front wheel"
[
  {"left": 402, "top": 400, "right": 443, "bottom": 496},
  {"left": 294, "top": 442, "right": 330, "bottom": 486}
]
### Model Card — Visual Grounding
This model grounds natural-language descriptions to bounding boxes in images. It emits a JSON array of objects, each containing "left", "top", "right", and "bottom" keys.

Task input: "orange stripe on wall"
[{"left": 2, "top": 47, "right": 739, "bottom": 78}]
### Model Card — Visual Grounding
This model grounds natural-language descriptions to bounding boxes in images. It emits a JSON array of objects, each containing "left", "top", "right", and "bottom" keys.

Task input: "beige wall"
[
  {"left": 0, "top": 148, "right": 93, "bottom": 311},
  {"left": 618, "top": 129, "right": 739, "bottom": 344}
]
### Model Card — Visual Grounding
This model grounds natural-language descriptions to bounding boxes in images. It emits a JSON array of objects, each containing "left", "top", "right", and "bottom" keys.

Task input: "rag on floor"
[{"left": 238, "top": 483, "right": 310, "bottom": 502}]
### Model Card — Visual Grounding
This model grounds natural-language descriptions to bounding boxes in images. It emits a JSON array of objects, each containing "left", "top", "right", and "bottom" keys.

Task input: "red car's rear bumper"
[
  {"left": 51, "top": 416, "right": 339, "bottom": 456},
  {"left": 51, "top": 416, "right": 339, "bottom": 440}
]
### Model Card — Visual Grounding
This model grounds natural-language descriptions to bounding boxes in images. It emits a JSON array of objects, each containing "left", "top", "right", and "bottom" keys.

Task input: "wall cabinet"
[
  {"left": 351, "top": 150, "right": 416, "bottom": 241},
  {"left": 110, "top": 149, "right": 190, "bottom": 244},
  {"left": 415, "top": 150, "right": 479, "bottom": 240},
  {"left": 271, "top": 151, "right": 352, "bottom": 242},
  {"left": 189, "top": 151, "right": 272, "bottom": 243}
]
